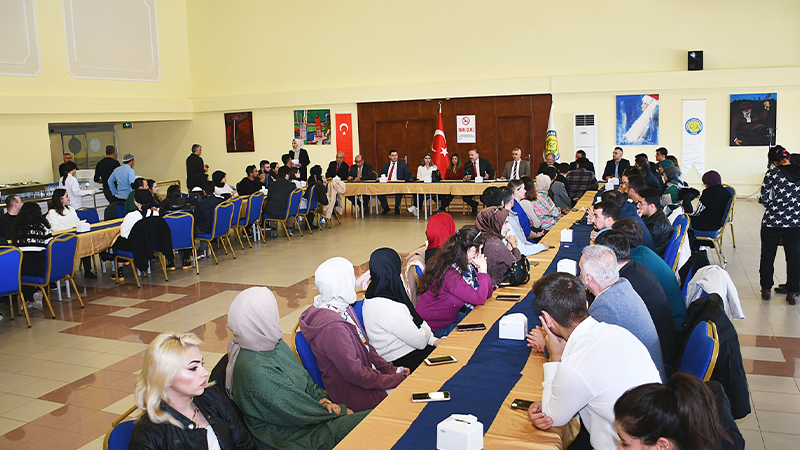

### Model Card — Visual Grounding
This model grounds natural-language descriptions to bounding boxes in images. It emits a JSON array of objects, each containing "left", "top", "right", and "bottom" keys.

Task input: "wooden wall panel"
[{"left": 358, "top": 94, "right": 551, "bottom": 178}]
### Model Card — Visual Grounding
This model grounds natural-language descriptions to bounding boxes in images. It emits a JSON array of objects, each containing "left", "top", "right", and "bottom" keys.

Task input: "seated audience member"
[
  {"left": 126, "top": 177, "right": 149, "bottom": 213},
  {"left": 612, "top": 219, "right": 686, "bottom": 331},
  {"left": 264, "top": 166, "right": 296, "bottom": 224},
  {"left": 476, "top": 207, "right": 523, "bottom": 287},
  {"left": 269, "top": 162, "right": 279, "bottom": 183},
  {"left": 325, "top": 152, "right": 350, "bottom": 179},
  {"left": 237, "top": 165, "right": 263, "bottom": 196},
  {"left": 129, "top": 332, "right": 256, "bottom": 450},
  {"left": 569, "top": 149, "right": 595, "bottom": 174},
  {"left": 299, "top": 257, "right": 407, "bottom": 412},
  {"left": 303, "top": 165, "right": 329, "bottom": 225},
  {"left": 556, "top": 163, "right": 570, "bottom": 191},
  {"left": 588, "top": 200, "right": 620, "bottom": 242},
  {"left": 507, "top": 179, "right": 540, "bottom": 240},
  {"left": 45, "top": 189, "right": 95, "bottom": 279},
  {"left": 666, "top": 154, "right": 680, "bottom": 169},
  {"left": 566, "top": 157, "right": 599, "bottom": 204},
  {"left": 12, "top": 203, "right": 53, "bottom": 310},
  {"left": 462, "top": 149, "right": 495, "bottom": 214},
  {"left": 594, "top": 231, "right": 677, "bottom": 373},
  {"left": 545, "top": 167, "right": 571, "bottom": 214},
  {"left": 227, "top": 288, "right": 367, "bottom": 450},
  {"left": 536, "top": 152, "right": 556, "bottom": 175},
  {"left": 502, "top": 147, "right": 531, "bottom": 180},
  {"left": 517, "top": 177, "right": 543, "bottom": 232},
  {"left": 654, "top": 146, "right": 668, "bottom": 163},
  {"left": 602, "top": 147, "right": 631, "bottom": 180},
  {"left": 615, "top": 374, "right": 736, "bottom": 450},
  {"left": 425, "top": 212, "right": 455, "bottom": 261},
  {"left": 437, "top": 153, "right": 465, "bottom": 212},
  {"left": 160, "top": 184, "right": 192, "bottom": 215},
  {"left": 0, "top": 194, "right": 22, "bottom": 243},
  {"left": 578, "top": 245, "right": 665, "bottom": 380},
  {"left": 599, "top": 188, "right": 657, "bottom": 252},
  {"left": 193, "top": 181, "right": 224, "bottom": 254},
  {"left": 377, "top": 149, "right": 411, "bottom": 215},
  {"left": 258, "top": 159, "right": 270, "bottom": 188},
  {"left": 638, "top": 152, "right": 661, "bottom": 180},
  {"left": 213, "top": 170, "right": 236, "bottom": 198},
  {"left": 660, "top": 161, "right": 684, "bottom": 204},
  {"left": 363, "top": 248, "right": 441, "bottom": 372},
  {"left": 113, "top": 190, "right": 161, "bottom": 280},
  {"left": 533, "top": 174, "right": 562, "bottom": 230},
  {"left": 635, "top": 155, "right": 662, "bottom": 191},
  {"left": 690, "top": 171, "right": 732, "bottom": 240},
  {"left": 147, "top": 179, "right": 162, "bottom": 204},
  {"left": 638, "top": 187, "right": 674, "bottom": 257},
  {"left": 416, "top": 225, "right": 493, "bottom": 337},
  {"left": 346, "top": 155, "right": 375, "bottom": 209},
  {"left": 484, "top": 187, "right": 549, "bottom": 257},
  {"left": 524, "top": 272, "right": 661, "bottom": 450}
]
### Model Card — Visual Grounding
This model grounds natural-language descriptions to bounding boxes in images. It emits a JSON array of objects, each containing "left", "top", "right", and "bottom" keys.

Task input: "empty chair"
[
  {"left": 20, "top": 233, "right": 85, "bottom": 318},
  {"left": 197, "top": 201, "right": 236, "bottom": 263},
  {"left": 164, "top": 212, "right": 199, "bottom": 275},
  {"left": 236, "top": 192, "right": 264, "bottom": 248},
  {"left": 298, "top": 185, "right": 321, "bottom": 234},
  {"left": 75, "top": 208, "right": 100, "bottom": 224},
  {"left": 678, "top": 321, "right": 719, "bottom": 381},
  {"left": 663, "top": 214, "right": 689, "bottom": 272},
  {"left": 228, "top": 196, "right": 245, "bottom": 250},
  {"left": 294, "top": 328, "right": 325, "bottom": 390},
  {"left": 0, "top": 247, "right": 29, "bottom": 327}
]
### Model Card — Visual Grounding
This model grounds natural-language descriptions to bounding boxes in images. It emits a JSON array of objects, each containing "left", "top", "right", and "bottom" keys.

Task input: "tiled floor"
[{"left": 0, "top": 201, "right": 796, "bottom": 449}]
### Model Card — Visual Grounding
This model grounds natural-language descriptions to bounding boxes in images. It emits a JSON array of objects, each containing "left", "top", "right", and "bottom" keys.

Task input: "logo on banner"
[
  {"left": 685, "top": 118, "right": 703, "bottom": 135},
  {"left": 545, "top": 130, "right": 559, "bottom": 157}
]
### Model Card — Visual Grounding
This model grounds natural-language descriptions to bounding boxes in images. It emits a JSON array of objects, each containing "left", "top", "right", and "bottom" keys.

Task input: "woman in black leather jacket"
[{"left": 129, "top": 332, "right": 256, "bottom": 450}]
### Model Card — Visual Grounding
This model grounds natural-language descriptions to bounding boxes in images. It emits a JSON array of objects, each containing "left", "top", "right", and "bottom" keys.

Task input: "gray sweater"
[{"left": 589, "top": 278, "right": 666, "bottom": 381}]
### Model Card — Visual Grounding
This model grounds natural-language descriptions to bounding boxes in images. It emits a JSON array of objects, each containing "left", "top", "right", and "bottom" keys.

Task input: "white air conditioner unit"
[{"left": 574, "top": 113, "right": 598, "bottom": 177}]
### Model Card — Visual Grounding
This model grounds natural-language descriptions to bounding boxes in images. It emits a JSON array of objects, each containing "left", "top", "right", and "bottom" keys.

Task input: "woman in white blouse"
[
  {"left": 57, "top": 162, "right": 95, "bottom": 210},
  {"left": 45, "top": 189, "right": 96, "bottom": 278},
  {"left": 408, "top": 153, "right": 439, "bottom": 217}
]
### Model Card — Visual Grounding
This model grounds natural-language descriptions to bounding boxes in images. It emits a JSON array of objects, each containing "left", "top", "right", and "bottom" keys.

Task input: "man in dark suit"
[
  {"left": 501, "top": 148, "right": 532, "bottom": 179},
  {"left": 536, "top": 152, "right": 556, "bottom": 175},
  {"left": 569, "top": 149, "right": 595, "bottom": 174},
  {"left": 462, "top": 149, "right": 495, "bottom": 214},
  {"left": 325, "top": 151, "right": 350, "bottom": 179},
  {"left": 347, "top": 154, "right": 375, "bottom": 209},
  {"left": 378, "top": 149, "right": 411, "bottom": 215},
  {"left": 186, "top": 144, "right": 207, "bottom": 190},
  {"left": 602, "top": 147, "right": 631, "bottom": 180},
  {"left": 264, "top": 166, "right": 299, "bottom": 234},
  {"left": 193, "top": 180, "right": 224, "bottom": 255}
]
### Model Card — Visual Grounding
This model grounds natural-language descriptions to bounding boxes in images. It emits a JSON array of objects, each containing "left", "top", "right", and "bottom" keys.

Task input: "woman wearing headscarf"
[
  {"left": 362, "top": 249, "right": 441, "bottom": 373},
  {"left": 690, "top": 171, "right": 732, "bottom": 232},
  {"left": 227, "top": 288, "right": 367, "bottom": 450},
  {"left": 299, "top": 257, "right": 407, "bottom": 412},
  {"left": 416, "top": 225, "right": 492, "bottom": 337},
  {"left": 533, "top": 174, "right": 561, "bottom": 230},
  {"left": 660, "top": 162, "right": 684, "bottom": 204},
  {"left": 476, "top": 207, "right": 523, "bottom": 287},
  {"left": 425, "top": 212, "right": 455, "bottom": 260},
  {"left": 213, "top": 170, "right": 236, "bottom": 198}
]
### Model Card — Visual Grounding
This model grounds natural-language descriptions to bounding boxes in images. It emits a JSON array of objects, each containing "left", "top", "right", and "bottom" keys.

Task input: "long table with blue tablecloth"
[{"left": 334, "top": 191, "right": 598, "bottom": 450}]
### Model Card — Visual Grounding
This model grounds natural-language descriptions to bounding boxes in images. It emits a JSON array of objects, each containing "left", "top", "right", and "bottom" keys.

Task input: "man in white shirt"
[
  {"left": 501, "top": 148, "right": 531, "bottom": 180},
  {"left": 525, "top": 272, "right": 660, "bottom": 450}
]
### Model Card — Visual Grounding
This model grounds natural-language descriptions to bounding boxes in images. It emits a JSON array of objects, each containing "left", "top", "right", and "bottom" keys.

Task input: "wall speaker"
[{"left": 688, "top": 51, "right": 703, "bottom": 71}]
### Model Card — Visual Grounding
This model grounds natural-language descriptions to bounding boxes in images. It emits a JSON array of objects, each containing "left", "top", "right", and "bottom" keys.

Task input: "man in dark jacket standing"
[
  {"left": 94, "top": 145, "right": 121, "bottom": 203},
  {"left": 186, "top": 144, "right": 207, "bottom": 190},
  {"left": 639, "top": 188, "right": 674, "bottom": 257}
]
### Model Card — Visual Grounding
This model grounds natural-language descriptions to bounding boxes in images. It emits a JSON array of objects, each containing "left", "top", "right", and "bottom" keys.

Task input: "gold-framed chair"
[{"left": 20, "top": 233, "right": 85, "bottom": 319}]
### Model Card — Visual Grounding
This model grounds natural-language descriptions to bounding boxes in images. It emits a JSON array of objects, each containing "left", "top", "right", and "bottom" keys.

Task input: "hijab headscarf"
[
  {"left": 425, "top": 213, "right": 455, "bottom": 250},
  {"left": 476, "top": 207, "right": 509, "bottom": 240},
  {"left": 212, "top": 170, "right": 226, "bottom": 188},
  {"left": 702, "top": 170, "right": 722, "bottom": 187},
  {"left": 365, "top": 248, "right": 423, "bottom": 327},
  {"left": 535, "top": 173, "right": 552, "bottom": 195},
  {"left": 658, "top": 160, "right": 675, "bottom": 170},
  {"left": 313, "top": 257, "right": 357, "bottom": 310},
  {"left": 225, "top": 287, "right": 282, "bottom": 396},
  {"left": 663, "top": 166, "right": 683, "bottom": 187}
]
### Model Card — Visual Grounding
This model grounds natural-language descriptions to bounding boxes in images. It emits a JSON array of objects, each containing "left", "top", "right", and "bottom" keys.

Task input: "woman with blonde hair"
[{"left": 130, "top": 332, "right": 256, "bottom": 450}]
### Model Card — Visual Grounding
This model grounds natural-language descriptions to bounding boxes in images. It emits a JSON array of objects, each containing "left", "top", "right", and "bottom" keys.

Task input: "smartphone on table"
[
  {"left": 496, "top": 295, "right": 521, "bottom": 301},
  {"left": 424, "top": 355, "right": 458, "bottom": 366},
  {"left": 511, "top": 399, "right": 535, "bottom": 410},
  {"left": 456, "top": 323, "right": 486, "bottom": 331},
  {"left": 412, "top": 391, "right": 451, "bottom": 402}
]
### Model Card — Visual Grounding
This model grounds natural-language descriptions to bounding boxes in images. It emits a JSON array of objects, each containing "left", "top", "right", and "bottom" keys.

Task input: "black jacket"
[
  {"left": 602, "top": 158, "right": 630, "bottom": 179},
  {"left": 569, "top": 159, "right": 595, "bottom": 174},
  {"left": 379, "top": 160, "right": 411, "bottom": 181},
  {"left": 129, "top": 385, "right": 256, "bottom": 450},
  {"left": 160, "top": 197, "right": 192, "bottom": 216},
  {"left": 194, "top": 195, "right": 224, "bottom": 234},
  {"left": 463, "top": 158, "right": 495, "bottom": 179},
  {"left": 644, "top": 209, "right": 674, "bottom": 257},
  {"left": 348, "top": 163, "right": 375, "bottom": 180},
  {"left": 128, "top": 216, "right": 174, "bottom": 273},
  {"left": 0, "top": 212, "right": 16, "bottom": 243},
  {"left": 325, "top": 161, "right": 350, "bottom": 179},
  {"left": 290, "top": 148, "right": 311, "bottom": 181},
  {"left": 265, "top": 178, "right": 296, "bottom": 218},
  {"left": 186, "top": 153, "right": 205, "bottom": 189},
  {"left": 675, "top": 294, "right": 750, "bottom": 419},
  {"left": 237, "top": 177, "right": 263, "bottom": 197},
  {"left": 94, "top": 157, "right": 121, "bottom": 202}
]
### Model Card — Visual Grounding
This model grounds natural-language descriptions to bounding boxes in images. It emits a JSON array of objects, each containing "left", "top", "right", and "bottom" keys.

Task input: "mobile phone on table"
[
  {"left": 456, "top": 323, "right": 486, "bottom": 331},
  {"left": 496, "top": 295, "right": 521, "bottom": 301},
  {"left": 511, "top": 399, "right": 535, "bottom": 410},
  {"left": 412, "top": 391, "right": 451, "bottom": 402},
  {"left": 424, "top": 355, "right": 458, "bottom": 366}
]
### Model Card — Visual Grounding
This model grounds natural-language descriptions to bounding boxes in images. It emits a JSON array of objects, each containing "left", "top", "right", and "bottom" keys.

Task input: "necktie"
[
  {"left": 388, "top": 162, "right": 395, "bottom": 180},
  {"left": 358, "top": 166, "right": 362, "bottom": 178},
  {"left": 513, "top": 161, "right": 518, "bottom": 179},
  {"left": 615, "top": 163, "right": 619, "bottom": 177}
]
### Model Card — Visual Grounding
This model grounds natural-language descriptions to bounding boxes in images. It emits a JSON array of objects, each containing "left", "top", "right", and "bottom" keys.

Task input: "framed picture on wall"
[
  {"left": 225, "top": 112, "right": 255, "bottom": 153},
  {"left": 294, "top": 109, "right": 331, "bottom": 145},
  {"left": 616, "top": 94, "right": 659, "bottom": 145},
  {"left": 730, "top": 93, "right": 776, "bottom": 146}
]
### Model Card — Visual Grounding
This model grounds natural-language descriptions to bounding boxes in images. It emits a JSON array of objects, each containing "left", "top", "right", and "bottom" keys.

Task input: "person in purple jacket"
[
  {"left": 416, "top": 225, "right": 494, "bottom": 337},
  {"left": 299, "top": 257, "right": 407, "bottom": 412}
]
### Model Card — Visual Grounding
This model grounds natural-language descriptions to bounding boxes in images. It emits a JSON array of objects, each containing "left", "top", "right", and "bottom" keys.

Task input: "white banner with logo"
[
  {"left": 456, "top": 115, "right": 476, "bottom": 143},
  {"left": 682, "top": 99, "right": 705, "bottom": 175}
]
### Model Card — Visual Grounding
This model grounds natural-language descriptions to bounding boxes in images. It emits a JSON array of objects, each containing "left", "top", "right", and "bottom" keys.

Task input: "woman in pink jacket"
[{"left": 416, "top": 225, "right": 493, "bottom": 337}]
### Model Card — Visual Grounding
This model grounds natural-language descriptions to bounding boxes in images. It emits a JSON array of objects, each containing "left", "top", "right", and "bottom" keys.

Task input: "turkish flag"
[
  {"left": 431, "top": 106, "right": 448, "bottom": 169},
  {"left": 335, "top": 113, "right": 353, "bottom": 163}
]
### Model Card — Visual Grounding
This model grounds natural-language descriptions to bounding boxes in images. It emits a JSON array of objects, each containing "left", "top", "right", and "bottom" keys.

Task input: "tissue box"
[
  {"left": 76, "top": 221, "right": 91, "bottom": 232},
  {"left": 379, "top": 175, "right": 388, "bottom": 183},
  {"left": 557, "top": 259, "right": 577, "bottom": 276},
  {"left": 499, "top": 313, "right": 528, "bottom": 340},
  {"left": 437, "top": 414, "right": 483, "bottom": 450},
  {"left": 560, "top": 229, "right": 573, "bottom": 242},
  {"left": 474, "top": 176, "right": 483, "bottom": 183}
]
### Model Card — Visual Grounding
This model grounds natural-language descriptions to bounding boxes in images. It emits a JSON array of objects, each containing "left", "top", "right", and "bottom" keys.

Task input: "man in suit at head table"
[
  {"left": 501, "top": 148, "right": 532, "bottom": 180},
  {"left": 325, "top": 152, "right": 350, "bottom": 179},
  {"left": 462, "top": 149, "right": 495, "bottom": 215},
  {"left": 377, "top": 149, "right": 411, "bottom": 215},
  {"left": 347, "top": 154, "right": 375, "bottom": 209}
]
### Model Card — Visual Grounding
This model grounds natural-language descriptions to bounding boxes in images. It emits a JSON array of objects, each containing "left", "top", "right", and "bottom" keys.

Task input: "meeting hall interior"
[{"left": 0, "top": 1, "right": 799, "bottom": 449}]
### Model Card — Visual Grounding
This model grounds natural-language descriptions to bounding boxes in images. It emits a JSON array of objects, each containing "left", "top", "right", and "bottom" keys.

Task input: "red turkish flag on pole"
[{"left": 431, "top": 104, "right": 448, "bottom": 170}]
